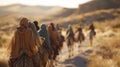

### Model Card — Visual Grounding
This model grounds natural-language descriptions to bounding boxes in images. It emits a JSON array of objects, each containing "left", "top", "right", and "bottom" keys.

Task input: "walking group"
[{"left": 8, "top": 17, "right": 96, "bottom": 67}]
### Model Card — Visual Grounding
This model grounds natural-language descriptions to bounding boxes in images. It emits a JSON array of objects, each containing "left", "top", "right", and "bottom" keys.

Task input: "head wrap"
[{"left": 19, "top": 18, "right": 29, "bottom": 28}]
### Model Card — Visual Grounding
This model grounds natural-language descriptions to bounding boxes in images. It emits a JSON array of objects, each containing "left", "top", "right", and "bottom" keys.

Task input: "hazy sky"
[{"left": 0, "top": 0, "right": 91, "bottom": 8}]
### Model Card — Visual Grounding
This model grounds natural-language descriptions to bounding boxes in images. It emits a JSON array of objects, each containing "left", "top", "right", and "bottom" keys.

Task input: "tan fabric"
[
  {"left": 8, "top": 18, "right": 38, "bottom": 58},
  {"left": 32, "top": 53, "right": 41, "bottom": 67},
  {"left": 29, "top": 22, "right": 41, "bottom": 47},
  {"left": 47, "top": 24, "right": 59, "bottom": 49}
]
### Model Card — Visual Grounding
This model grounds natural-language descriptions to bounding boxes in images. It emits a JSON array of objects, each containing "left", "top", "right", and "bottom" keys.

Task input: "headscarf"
[
  {"left": 39, "top": 24, "right": 48, "bottom": 38},
  {"left": 50, "top": 23, "right": 56, "bottom": 31},
  {"left": 8, "top": 18, "right": 38, "bottom": 58},
  {"left": 66, "top": 24, "right": 74, "bottom": 40},
  {"left": 39, "top": 24, "right": 52, "bottom": 50},
  {"left": 19, "top": 18, "right": 29, "bottom": 28},
  {"left": 89, "top": 23, "right": 95, "bottom": 30},
  {"left": 33, "top": 21, "right": 40, "bottom": 31}
]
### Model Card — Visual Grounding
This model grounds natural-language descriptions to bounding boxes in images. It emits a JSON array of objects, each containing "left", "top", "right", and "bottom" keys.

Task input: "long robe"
[{"left": 8, "top": 27, "right": 38, "bottom": 58}]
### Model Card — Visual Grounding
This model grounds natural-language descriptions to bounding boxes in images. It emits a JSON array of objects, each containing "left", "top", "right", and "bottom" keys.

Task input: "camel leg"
[
  {"left": 71, "top": 46, "right": 74, "bottom": 56},
  {"left": 68, "top": 47, "right": 71, "bottom": 58},
  {"left": 90, "top": 39, "right": 93, "bottom": 46}
]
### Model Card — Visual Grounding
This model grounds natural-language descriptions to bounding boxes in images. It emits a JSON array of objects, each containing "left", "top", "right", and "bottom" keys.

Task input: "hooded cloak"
[
  {"left": 8, "top": 18, "right": 38, "bottom": 58},
  {"left": 48, "top": 23, "right": 59, "bottom": 49}
]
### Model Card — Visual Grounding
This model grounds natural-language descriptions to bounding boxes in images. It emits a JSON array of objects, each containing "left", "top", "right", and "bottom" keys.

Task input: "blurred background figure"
[
  {"left": 58, "top": 30, "right": 65, "bottom": 54},
  {"left": 75, "top": 26, "right": 85, "bottom": 50},
  {"left": 47, "top": 23, "right": 60, "bottom": 66},
  {"left": 38, "top": 23, "right": 53, "bottom": 67},
  {"left": 56, "top": 24, "right": 61, "bottom": 31},
  {"left": 66, "top": 24, "right": 75, "bottom": 58},
  {"left": 89, "top": 23, "right": 96, "bottom": 46},
  {"left": 55, "top": 24, "right": 65, "bottom": 53}
]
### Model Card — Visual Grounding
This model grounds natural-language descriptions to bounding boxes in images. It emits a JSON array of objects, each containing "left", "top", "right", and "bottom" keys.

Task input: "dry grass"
[
  {"left": 0, "top": 26, "right": 13, "bottom": 67},
  {"left": 87, "top": 30, "right": 120, "bottom": 67},
  {"left": 0, "top": 7, "right": 120, "bottom": 67}
]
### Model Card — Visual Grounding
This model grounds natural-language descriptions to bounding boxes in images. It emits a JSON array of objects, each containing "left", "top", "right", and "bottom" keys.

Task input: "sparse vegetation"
[
  {"left": 87, "top": 31, "right": 120, "bottom": 67},
  {"left": 0, "top": 0, "right": 120, "bottom": 67}
]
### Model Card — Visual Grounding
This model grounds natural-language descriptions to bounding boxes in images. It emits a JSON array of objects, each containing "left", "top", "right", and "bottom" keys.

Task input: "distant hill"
[
  {"left": 0, "top": 4, "right": 64, "bottom": 24},
  {"left": 76, "top": 0, "right": 120, "bottom": 14},
  {"left": 51, "top": 0, "right": 120, "bottom": 27},
  {"left": 0, "top": 0, "right": 120, "bottom": 25},
  {"left": 0, "top": 4, "right": 63, "bottom": 16},
  {"left": 55, "top": 0, "right": 120, "bottom": 18},
  {"left": 52, "top": 8, "right": 76, "bottom": 18}
]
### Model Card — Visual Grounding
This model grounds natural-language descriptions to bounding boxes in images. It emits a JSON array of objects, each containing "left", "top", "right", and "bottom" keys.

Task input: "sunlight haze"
[{"left": 0, "top": 0, "right": 91, "bottom": 8}]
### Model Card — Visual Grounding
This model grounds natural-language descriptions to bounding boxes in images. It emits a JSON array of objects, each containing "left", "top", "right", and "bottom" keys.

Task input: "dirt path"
[{"left": 56, "top": 39, "right": 96, "bottom": 67}]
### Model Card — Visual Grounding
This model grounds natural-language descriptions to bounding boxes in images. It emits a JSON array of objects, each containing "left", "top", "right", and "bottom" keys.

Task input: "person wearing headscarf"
[
  {"left": 89, "top": 23, "right": 95, "bottom": 31},
  {"left": 75, "top": 26, "right": 85, "bottom": 48},
  {"left": 29, "top": 20, "right": 41, "bottom": 47},
  {"left": 58, "top": 30, "right": 65, "bottom": 53},
  {"left": 55, "top": 24, "right": 64, "bottom": 50},
  {"left": 56, "top": 24, "right": 61, "bottom": 31},
  {"left": 89, "top": 23, "right": 96, "bottom": 46},
  {"left": 66, "top": 24, "right": 75, "bottom": 58},
  {"left": 75, "top": 26, "right": 85, "bottom": 43},
  {"left": 48, "top": 23, "right": 60, "bottom": 52},
  {"left": 29, "top": 20, "right": 44, "bottom": 67},
  {"left": 33, "top": 21, "right": 40, "bottom": 31},
  {"left": 66, "top": 24, "right": 75, "bottom": 46},
  {"left": 8, "top": 18, "right": 40, "bottom": 67},
  {"left": 38, "top": 24, "right": 54, "bottom": 67},
  {"left": 47, "top": 23, "right": 60, "bottom": 66},
  {"left": 39, "top": 24, "right": 53, "bottom": 53}
]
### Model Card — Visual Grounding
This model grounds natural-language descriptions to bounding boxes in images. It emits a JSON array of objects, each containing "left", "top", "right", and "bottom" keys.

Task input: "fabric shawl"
[{"left": 8, "top": 18, "right": 38, "bottom": 58}]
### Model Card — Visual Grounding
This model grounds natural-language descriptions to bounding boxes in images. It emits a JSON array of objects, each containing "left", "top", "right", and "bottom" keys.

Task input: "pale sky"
[{"left": 0, "top": 0, "right": 91, "bottom": 8}]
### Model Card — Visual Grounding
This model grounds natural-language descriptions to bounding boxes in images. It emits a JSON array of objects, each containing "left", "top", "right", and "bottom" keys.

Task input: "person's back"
[
  {"left": 48, "top": 23, "right": 59, "bottom": 49},
  {"left": 47, "top": 23, "right": 60, "bottom": 60},
  {"left": 8, "top": 18, "right": 40, "bottom": 67},
  {"left": 89, "top": 24, "right": 96, "bottom": 38},
  {"left": 29, "top": 21, "right": 41, "bottom": 47},
  {"left": 66, "top": 25, "right": 74, "bottom": 41},
  {"left": 89, "top": 23, "right": 96, "bottom": 46},
  {"left": 39, "top": 24, "right": 52, "bottom": 50},
  {"left": 58, "top": 31, "right": 65, "bottom": 51},
  {"left": 56, "top": 24, "right": 61, "bottom": 31},
  {"left": 76, "top": 27, "right": 85, "bottom": 42},
  {"left": 39, "top": 24, "right": 49, "bottom": 40},
  {"left": 89, "top": 24, "right": 95, "bottom": 31},
  {"left": 66, "top": 25, "right": 75, "bottom": 58},
  {"left": 38, "top": 24, "right": 54, "bottom": 61}
]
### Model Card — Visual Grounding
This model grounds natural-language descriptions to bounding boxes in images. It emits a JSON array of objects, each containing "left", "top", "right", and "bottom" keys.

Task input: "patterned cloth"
[{"left": 39, "top": 24, "right": 53, "bottom": 52}]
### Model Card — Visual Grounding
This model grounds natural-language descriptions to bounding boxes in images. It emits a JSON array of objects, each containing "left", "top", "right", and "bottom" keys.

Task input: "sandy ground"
[
  {"left": 56, "top": 39, "right": 96, "bottom": 67},
  {"left": 55, "top": 29, "right": 119, "bottom": 67},
  {"left": 0, "top": 29, "right": 118, "bottom": 67}
]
